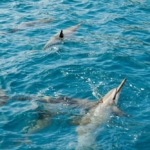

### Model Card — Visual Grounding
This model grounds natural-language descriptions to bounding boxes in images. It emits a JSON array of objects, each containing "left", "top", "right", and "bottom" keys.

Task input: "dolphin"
[
  {"left": 9, "top": 19, "right": 52, "bottom": 33},
  {"left": 0, "top": 19, "right": 52, "bottom": 35},
  {"left": 76, "top": 78, "right": 126, "bottom": 149},
  {"left": 18, "top": 19, "right": 52, "bottom": 27},
  {"left": 43, "top": 23, "right": 81, "bottom": 50}
]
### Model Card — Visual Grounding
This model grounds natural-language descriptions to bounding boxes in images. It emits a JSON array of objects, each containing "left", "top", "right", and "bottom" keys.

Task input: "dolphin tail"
[
  {"left": 66, "top": 23, "right": 82, "bottom": 32},
  {"left": 73, "top": 23, "right": 82, "bottom": 31},
  {"left": 76, "top": 23, "right": 82, "bottom": 28}
]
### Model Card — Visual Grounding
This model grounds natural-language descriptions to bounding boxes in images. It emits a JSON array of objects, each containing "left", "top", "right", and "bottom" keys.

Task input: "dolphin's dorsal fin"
[{"left": 59, "top": 30, "right": 64, "bottom": 38}]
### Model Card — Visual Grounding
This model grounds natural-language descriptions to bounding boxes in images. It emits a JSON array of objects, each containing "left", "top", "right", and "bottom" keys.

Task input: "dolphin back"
[
  {"left": 43, "top": 23, "right": 81, "bottom": 49},
  {"left": 64, "top": 23, "right": 81, "bottom": 32}
]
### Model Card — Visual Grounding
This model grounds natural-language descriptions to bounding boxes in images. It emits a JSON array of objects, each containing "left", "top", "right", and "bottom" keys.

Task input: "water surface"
[{"left": 0, "top": 0, "right": 150, "bottom": 149}]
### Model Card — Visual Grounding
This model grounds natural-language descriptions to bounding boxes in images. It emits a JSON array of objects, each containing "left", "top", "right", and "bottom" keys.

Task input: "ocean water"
[{"left": 0, "top": 0, "right": 150, "bottom": 149}]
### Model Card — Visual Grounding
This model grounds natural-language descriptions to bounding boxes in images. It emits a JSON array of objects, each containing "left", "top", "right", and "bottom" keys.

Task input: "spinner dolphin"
[
  {"left": 43, "top": 23, "right": 81, "bottom": 49},
  {"left": 76, "top": 79, "right": 126, "bottom": 149}
]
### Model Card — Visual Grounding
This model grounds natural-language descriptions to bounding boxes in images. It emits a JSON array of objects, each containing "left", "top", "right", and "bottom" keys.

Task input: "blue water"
[{"left": 0, "top": 0, "right": 150, "bottom": 149}]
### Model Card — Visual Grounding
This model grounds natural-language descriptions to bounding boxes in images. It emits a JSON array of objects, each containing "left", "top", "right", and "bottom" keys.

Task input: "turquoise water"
[{"left": 0, "top": 0, "right": 150, "bottom": 149}]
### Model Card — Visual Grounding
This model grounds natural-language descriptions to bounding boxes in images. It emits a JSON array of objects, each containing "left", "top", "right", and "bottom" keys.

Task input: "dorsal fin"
[{"left": 59, "top": 30, "right": 64, "bottom": 38}]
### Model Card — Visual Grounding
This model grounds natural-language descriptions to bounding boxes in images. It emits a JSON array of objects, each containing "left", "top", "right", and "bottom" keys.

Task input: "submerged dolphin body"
[
  {"left": 0, "top": 89, "right": 8, "bottom": 106},
  {"left": 22, "top": 96, "right": 96, "bottom": 134},
  {"left": 0, "top": 92, "right": 95, "bottom": 134},
  {"left": 9, "top": 19, "right": 52, "bottom": 33},
  {"left": 43, "top": 23, "right": 81, "bottom": 50},
  {"left": 0, "top": 19, "right": 52, "bottom": 35},
  {"left": 76, "top": 78, "right": 126, "bottom": 149}
]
